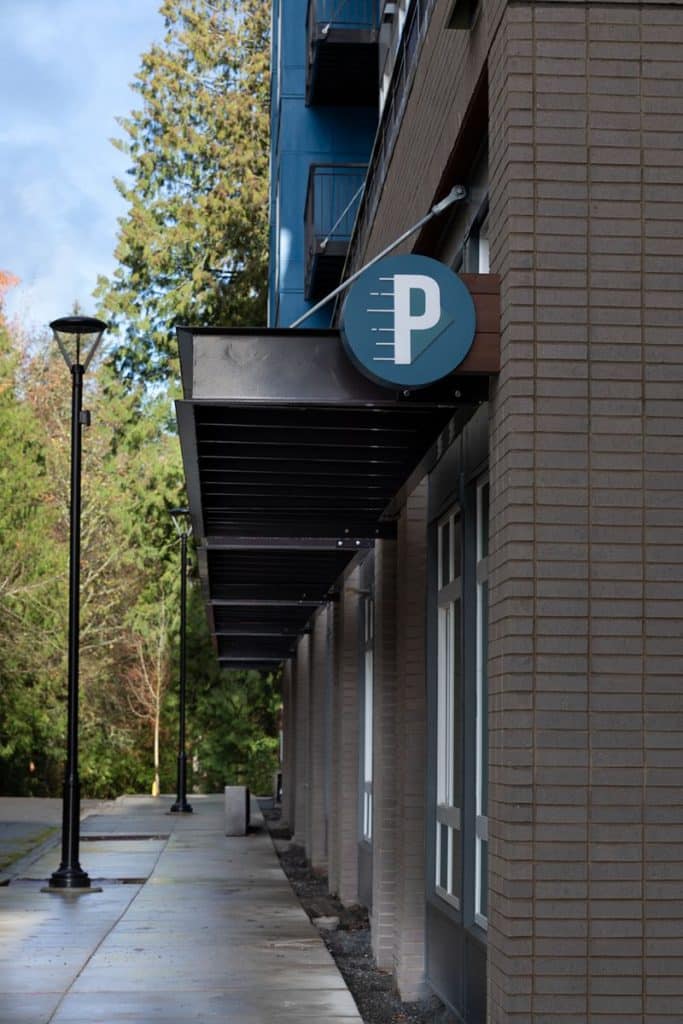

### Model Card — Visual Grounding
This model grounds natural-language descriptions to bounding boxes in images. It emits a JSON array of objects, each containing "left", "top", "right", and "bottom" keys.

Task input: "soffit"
[{"left": 176, "top": 326, "right": 492, "bottom": 667}]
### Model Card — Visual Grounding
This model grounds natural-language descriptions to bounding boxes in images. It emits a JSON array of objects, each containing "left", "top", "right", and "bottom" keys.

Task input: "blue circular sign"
[{"left": 341, "top": 255, "right": 476, "bottom": 388}]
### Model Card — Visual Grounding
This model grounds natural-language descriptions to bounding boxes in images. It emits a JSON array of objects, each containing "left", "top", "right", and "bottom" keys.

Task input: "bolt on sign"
[{"left": 341, "top": 254, "right": 477, "bottom": 388}]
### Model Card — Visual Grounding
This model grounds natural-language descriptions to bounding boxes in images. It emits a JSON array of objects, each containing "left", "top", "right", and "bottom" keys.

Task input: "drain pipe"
[{"left": 289, "top": 185, "right": 467, "bottom": 329}]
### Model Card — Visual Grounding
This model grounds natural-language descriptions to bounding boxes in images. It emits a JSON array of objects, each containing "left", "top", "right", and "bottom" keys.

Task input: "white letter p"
[{"left": 393, "top": 274, "right": 441, "bottom": 365}]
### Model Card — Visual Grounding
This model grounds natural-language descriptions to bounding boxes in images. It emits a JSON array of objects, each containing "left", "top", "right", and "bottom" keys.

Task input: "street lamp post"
[
  {"left": 47, "top": 316, "right": 107, "bottom": 892},
  {"left": 170, "top": 507, "right": 193, "bottom": 814}
]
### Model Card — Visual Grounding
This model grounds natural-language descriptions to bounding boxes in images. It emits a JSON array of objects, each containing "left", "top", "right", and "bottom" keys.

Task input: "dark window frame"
[
  {"left": 426, "top": 410, "right": 489, "bottom": 946},
  {"left": 357, "top": 552, "right": 376, "bottom": 849}
]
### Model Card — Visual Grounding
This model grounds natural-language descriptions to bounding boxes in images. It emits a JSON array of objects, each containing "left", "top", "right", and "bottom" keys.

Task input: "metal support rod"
[
  {"left": 171, "top": 529, "right": 193, "bottom": 813},
  {"left": 49, "top": 364, "right": 90, "bottom": 889},
  {"left": 289, "top": 185, "right": 467, "bottom": 329}
]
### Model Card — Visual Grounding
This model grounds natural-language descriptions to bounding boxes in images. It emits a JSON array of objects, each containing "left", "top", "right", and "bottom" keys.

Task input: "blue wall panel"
[{"left": 268, "top": 0, "right": 377, "bottom": 327}]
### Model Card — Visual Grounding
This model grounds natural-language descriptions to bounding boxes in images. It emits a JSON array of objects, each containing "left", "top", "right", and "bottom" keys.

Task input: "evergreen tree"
[
  {"left": 97, "top": 0, "right": 271, "bottom": 383},
  {"left": 0, "top": 291, "right": 183, "bottom": 797},
  {"left": 0, "top": 285, "right": 66, "bottom": 794},
  {"left": 0, "top": 1, "right": 279, "bottom": 798}
]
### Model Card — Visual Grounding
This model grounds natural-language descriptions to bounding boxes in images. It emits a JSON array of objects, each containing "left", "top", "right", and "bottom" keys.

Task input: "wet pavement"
[
  {"left": 0, "top": 795, "right": 362, "bottom": 1023},
  {"left": 0, "top": 799, "right": 113, "bottom": 881}
]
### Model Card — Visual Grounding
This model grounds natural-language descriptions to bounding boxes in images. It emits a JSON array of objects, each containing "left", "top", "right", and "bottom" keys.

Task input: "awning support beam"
[
  {"left": 204, "top": 535, "right": 386, "bottom": 550},
  {"left": 289, "top": 185, "right": 467, "bottom": 327}
]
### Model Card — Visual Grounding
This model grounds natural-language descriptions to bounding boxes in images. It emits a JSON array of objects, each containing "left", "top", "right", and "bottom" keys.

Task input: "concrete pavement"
[{"left": 0, "top": 795, "right": 363, "bottom": 1023}]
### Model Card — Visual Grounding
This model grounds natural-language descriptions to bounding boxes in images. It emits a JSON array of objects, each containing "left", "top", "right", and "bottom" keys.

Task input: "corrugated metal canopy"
[
  {"left": 191, "top": 402, "right": 464, "bottom": 538},
  {"left": 176, "top": 324, "right": 495, "bottom": 668},
  {"left": 207, "top": 546, "right": 355, "bottom": 602}
]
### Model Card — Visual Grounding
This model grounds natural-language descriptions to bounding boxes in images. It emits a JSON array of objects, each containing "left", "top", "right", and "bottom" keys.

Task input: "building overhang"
[{"left": 175, "top": 275, "right": 499, "bottom": 668}]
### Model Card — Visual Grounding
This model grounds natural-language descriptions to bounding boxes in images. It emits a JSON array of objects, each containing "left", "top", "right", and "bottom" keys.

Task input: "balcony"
[
  {"left": 304, "top": 163, "right": 366, "bottom": 301},
  {"left": 306, "top": 0, "right": 379, "bottom": 106}
]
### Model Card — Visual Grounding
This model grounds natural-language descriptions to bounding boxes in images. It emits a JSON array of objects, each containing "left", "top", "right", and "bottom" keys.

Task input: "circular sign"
[{"left": 341, "top": 254, "right": 476, "bottom": 388}]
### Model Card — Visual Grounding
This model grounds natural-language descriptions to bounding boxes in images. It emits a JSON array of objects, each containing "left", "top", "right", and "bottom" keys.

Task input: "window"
[
  {"left": 432, "top": 474, "right": 489, "bottom": 929},
  {"left": 475, "top": 211, "right": 489, "bottom": 273},
  {"left": 474, "top": 477, "right": 489, "bottom": 929},
  {"left": 446, "top": 173, "right": 488, "bottom": 276},
  {"left": 361, "top": 593, "right": 374, "bottom": 842},
  {"left": 447, "top": 0, "right": 479, "bottom": 30},
  {"left": 378, "top": 0, "right": 410, "bottom": 114},
  {"left": 435, "top": 507, "right": 462, "bottom": 909},
  {"left": 463, "top": 201, "right": 489, "bottom": 274}
]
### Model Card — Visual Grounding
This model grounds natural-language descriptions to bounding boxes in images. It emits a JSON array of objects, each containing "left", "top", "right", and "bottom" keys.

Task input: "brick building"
[{"left": 177, "top": 1, "right": 683, "bottom": 1020}]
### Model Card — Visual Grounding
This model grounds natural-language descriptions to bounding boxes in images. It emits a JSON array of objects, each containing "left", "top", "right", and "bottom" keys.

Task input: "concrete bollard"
[{"left": 224, "top": 785, "right": 250, "bottom": 836}]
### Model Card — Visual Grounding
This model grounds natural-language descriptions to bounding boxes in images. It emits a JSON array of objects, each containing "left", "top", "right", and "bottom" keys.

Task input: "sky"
[{"left": 1, "top": 0, "right": 163, "bottom": 331}]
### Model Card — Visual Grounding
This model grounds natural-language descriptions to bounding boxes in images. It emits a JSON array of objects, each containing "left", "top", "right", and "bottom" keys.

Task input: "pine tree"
[{"left": 97, "top": 0, "right": 270, "bottom": 383}]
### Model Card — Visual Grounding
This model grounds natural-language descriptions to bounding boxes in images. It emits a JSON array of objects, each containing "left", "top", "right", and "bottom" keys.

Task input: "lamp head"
[
  {"left": 50, "top": 315, "right": 108, "bottom": 371},
  {"left": 169, "top": 506, "right": 192, "bottom": 538}
]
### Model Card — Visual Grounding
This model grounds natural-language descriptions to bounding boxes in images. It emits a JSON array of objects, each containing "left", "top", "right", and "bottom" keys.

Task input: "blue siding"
[{"left": 268, "top": 0, "right": 377, "bottom": 327}]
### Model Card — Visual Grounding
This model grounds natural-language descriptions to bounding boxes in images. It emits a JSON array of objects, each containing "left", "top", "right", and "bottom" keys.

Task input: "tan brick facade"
[
  {"left": 281, "top": 503, "right": 432, "bottom": 1000},
  {"left": 293, "top": 633, "right": 310, "bottom": 848},
  {"left": 371, "top": 539, "right": 399, "bottom": 969},
  {"left": 307, "top": 607, "right": 329, "bottom": 871},
  {"left": 330, "top": 569, "right": 361, "bottom": 906},
  {"left": 276, "top": 2, "right": 683, "bottom": 1020},
  {"left": 394, "top": 480, "right": 430, "bottom": 1000},
  {"left": 280, "top": 659, "right": 295, "bottom": 833},
  {"left": 486, "top": 3, "right": 683, "bottom": 1020}
]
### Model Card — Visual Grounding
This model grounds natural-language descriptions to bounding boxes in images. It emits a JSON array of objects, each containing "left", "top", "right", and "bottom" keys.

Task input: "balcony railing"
[
  {"left": 305, "top": 163, "right": 367, "bottom": 301},
  {"left": 306, "top": 0, "right": 380, "bottom": 106}
]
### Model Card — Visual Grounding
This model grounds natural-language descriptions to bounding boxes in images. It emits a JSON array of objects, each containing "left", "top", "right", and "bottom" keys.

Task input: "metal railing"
[
  {"left": 305, "top": 164, "right": 368, "bottom": 299},
  {"left": 307, "top": 0, "right": 379, "bottom": 32},
  {"left": 305, "top": 164, "right": 367, "bottom": 253}
]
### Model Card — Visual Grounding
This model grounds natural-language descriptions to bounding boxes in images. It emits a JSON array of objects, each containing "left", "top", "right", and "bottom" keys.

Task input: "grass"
[{"left": 0, "top": 826, "right": 58, "bottom": 872}]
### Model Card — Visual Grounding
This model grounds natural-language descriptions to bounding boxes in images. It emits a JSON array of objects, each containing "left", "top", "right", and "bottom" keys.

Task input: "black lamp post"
[
  {"left": 170, "top": 507, "right": 193, "bottom": 814},
  {"left": 47, "top": 315, "right": 107, "bottom": 892}
]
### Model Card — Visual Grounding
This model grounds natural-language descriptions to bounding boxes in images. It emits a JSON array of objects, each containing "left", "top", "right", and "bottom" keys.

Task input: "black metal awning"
[{"left": 175, "top": 325, "right": 495, "bottom": 668}]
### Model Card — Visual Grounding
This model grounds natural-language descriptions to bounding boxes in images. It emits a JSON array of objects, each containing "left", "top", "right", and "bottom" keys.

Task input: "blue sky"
[{"left": 1, "top": 1, "right": 163, "bottom": 330}]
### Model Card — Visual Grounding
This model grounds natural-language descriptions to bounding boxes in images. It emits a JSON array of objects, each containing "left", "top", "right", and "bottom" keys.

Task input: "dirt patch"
[
  {"left": 261, "top": 802, "right": 456, "bottom": 1024},
  {"left": 0, "top": 825, "right": 58, "bottom": 873}
]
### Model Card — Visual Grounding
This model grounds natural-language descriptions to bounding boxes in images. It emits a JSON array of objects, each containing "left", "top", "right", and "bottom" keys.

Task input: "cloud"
[{"left": 1, "top": 0, "right": 162, "bottom": 327}]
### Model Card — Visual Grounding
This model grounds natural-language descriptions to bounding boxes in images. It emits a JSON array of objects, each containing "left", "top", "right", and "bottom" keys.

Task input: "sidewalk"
[
  {"left": 0, "top": 798, "right": 114, "bottom": 881},
  {"left": 0, "top": 795, "right": 363, "bottom": 1023}
]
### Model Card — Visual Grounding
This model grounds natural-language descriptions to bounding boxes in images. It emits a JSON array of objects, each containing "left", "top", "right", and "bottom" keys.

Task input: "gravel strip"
[{"left": 261, "top": 804, "right": 457, "bottom": 1024}]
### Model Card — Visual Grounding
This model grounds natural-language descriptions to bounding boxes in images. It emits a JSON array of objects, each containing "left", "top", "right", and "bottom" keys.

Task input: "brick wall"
[
  {"left": 329, "top": 569, "right": 361, "bottom": 905},
  {"left": 371, "top": 539, "right": 399, "bottom": 969},
  {"left": 488, "top": 3, "right": 683, "bottom": 1020},
  {"left": 280, "top": 659, "right": 295, "bottom": 833},
  {"left": 308, "top": 607, "right": 329, "bottom": 871},
  {"left": 356, "top": 0, "right": 490, "bottom": 263},
  {"left": 328, "top": 601, "right": 341, "bottom": 896},
  {"left": 293, "top": 634, "right": 310, "bottom": 848},
  {"left": 394, "top": 480, "right": 430, "bottom": 1000},
  {"left": 272, "top": 3, "right": 683, "bottom": 1015}
]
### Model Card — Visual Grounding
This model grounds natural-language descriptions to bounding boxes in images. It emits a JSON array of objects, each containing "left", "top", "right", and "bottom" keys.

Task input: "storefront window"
[
  {"left": 474, "top": 477, "right": 489, "bottom": 928},
  {"left": 436, "top": 507, "right": 462, "bottom": 909},
  {"left": 432, "top": 474, "right": 489, "bottom": 928}
]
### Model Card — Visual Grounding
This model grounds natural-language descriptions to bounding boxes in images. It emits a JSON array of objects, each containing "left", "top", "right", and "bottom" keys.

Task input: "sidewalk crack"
[{"left": 45, "top": 832, "right": 171, "bottom": 1023}]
